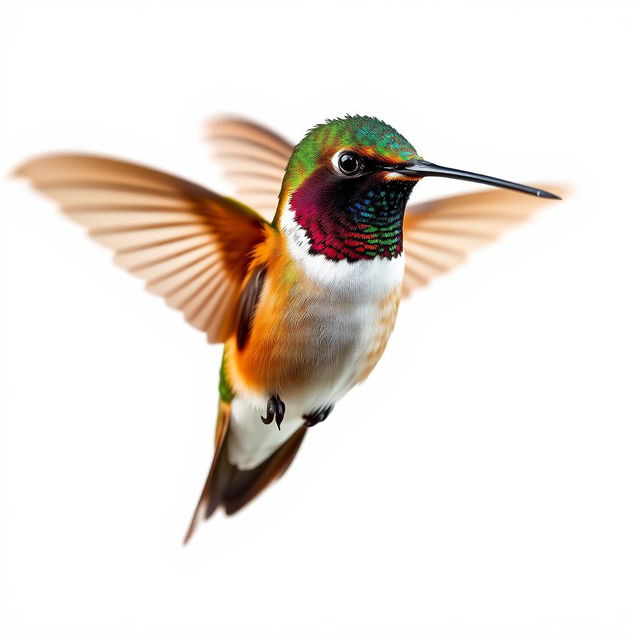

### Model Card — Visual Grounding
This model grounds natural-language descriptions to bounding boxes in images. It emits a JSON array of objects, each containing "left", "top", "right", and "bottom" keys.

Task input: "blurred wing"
[
  {"left": 206, "top": 117, "right": 293, "bottom": 219},
  {"left": 15, "top": 154, "right": 270, "bottom": 343},
  {"left": 402, "top": 186, "right": 565, "bottom": 298}
]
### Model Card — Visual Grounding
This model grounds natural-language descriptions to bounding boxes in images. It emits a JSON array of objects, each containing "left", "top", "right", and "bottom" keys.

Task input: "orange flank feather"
[
  {"left": 225, "top": 231, "right": 307, "bottom": 396},
  {"left": 356, "top": 287, "right": 402, "bottom": 384}
]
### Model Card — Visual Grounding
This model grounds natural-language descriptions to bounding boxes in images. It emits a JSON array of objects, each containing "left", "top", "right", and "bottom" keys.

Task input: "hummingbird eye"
[{"left": 337, "top": 152, "right": 363, "bottom": 176}]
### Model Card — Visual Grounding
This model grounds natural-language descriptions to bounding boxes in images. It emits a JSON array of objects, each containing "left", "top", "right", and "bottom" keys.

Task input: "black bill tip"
[{"left": 536, "top": 188, "right": 561, "bottom": 200}]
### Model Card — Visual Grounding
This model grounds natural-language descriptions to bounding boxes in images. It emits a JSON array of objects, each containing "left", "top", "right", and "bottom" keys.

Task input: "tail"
[{"left": 183, "top": 401, "right": 307, "bottom": 544}]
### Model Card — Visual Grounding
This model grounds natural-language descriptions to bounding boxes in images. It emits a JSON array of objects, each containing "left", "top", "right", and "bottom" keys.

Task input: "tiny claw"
[
  {"left": 274, "top": 395, "right": 285, "bottom": 431},
  {"left": 302, "top": 404, "right": 334, "bottom": 428},
  {"left": 261, "top": 398, "right": 275, "bottom": 425},
  {"left": 262, "top": 394, "right": 285, "bottom": 430}
]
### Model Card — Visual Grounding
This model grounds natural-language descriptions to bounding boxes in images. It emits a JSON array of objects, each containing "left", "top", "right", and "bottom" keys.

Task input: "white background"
[{"left": 1, "top": 1, "right": 639, "bottom": 638}]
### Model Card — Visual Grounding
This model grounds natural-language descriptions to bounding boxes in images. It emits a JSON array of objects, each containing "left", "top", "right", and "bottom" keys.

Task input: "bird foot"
[
  {"left": 261, "top": 394, "right": 285, "bottom": 430},
  {"left": 302, "top": 405, "right": 334, "bottom": 428}
]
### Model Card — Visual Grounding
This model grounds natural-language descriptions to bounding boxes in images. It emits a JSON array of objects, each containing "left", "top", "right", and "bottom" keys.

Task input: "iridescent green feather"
[
  {"left": 218, "top": 347, "right": 234, "bottom": 403},
  {"left": 282, "top": 115, "right": 419, "bottom": 193}
]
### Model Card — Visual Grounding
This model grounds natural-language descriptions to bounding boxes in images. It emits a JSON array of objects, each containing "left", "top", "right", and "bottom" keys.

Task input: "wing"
[
  {"left": 206, "top": 117, "right": 293, "bottom": 219},
  {"left": 401, "top": 186, "right": 566, "bottom": 298},
  {"left": 15, "top": 154, "right": 271, "bottom": 343}
]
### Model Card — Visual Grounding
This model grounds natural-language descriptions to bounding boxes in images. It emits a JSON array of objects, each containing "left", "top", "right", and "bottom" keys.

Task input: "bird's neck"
[
  {"left": 282, "top": 173, "right": 415, "bottom": 263},
  {"left": 277, "top": 202, "right": 405, "bottom": 300}
]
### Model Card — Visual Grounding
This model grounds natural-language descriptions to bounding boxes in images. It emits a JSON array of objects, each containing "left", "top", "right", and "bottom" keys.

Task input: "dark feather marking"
[
  {"left": 223, "top": 428, "right": 307, "bottom": 515},
  {"left": 236, "top": 266, "right": 267, "bottom": 350}
]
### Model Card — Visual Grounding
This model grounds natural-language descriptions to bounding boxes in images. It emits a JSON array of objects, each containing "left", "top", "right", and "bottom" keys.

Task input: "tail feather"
[
  {"left": 223, "top": 427, "right": 306, "bottom": 516},
  {"left": 183, "top": 401, "right": 307, "bottom": 544}
]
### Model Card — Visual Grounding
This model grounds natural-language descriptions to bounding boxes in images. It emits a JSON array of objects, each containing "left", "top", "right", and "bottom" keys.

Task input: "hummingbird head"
[
  {"left": 278, "top": 115, "right": 420, "bottom": 262},
  {"left": 278, "top": 115, "right": 559, "bottom": 263}
]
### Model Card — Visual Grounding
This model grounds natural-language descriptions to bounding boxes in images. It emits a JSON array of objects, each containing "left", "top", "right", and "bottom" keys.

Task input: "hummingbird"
[{"left": 14, "top": 115, "right": 563, "bottom": 543}]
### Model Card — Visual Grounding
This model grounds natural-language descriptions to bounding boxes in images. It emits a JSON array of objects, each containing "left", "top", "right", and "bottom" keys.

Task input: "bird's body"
[
  {"left": 14, "top": 115, "right": 563, "bottom": 542},
  {"left": 224, "top": 223, "right": 403, "bottom": 470}
]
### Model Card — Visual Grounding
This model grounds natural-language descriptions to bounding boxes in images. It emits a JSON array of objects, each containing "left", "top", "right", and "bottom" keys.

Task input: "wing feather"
[
  {"left": 402, "top": 186, "right": 566, "bottom": 297},
  {"left": 15, "top": 153, "right": 270, "bottom": 343},
  {"left": 206, "top": 117, "right": 293, "bottom": 219}
]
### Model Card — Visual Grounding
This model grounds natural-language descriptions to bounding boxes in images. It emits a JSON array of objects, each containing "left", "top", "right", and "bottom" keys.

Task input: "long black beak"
[{"left": 395, "top": 159, "right": 561, "bottom": 199}]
